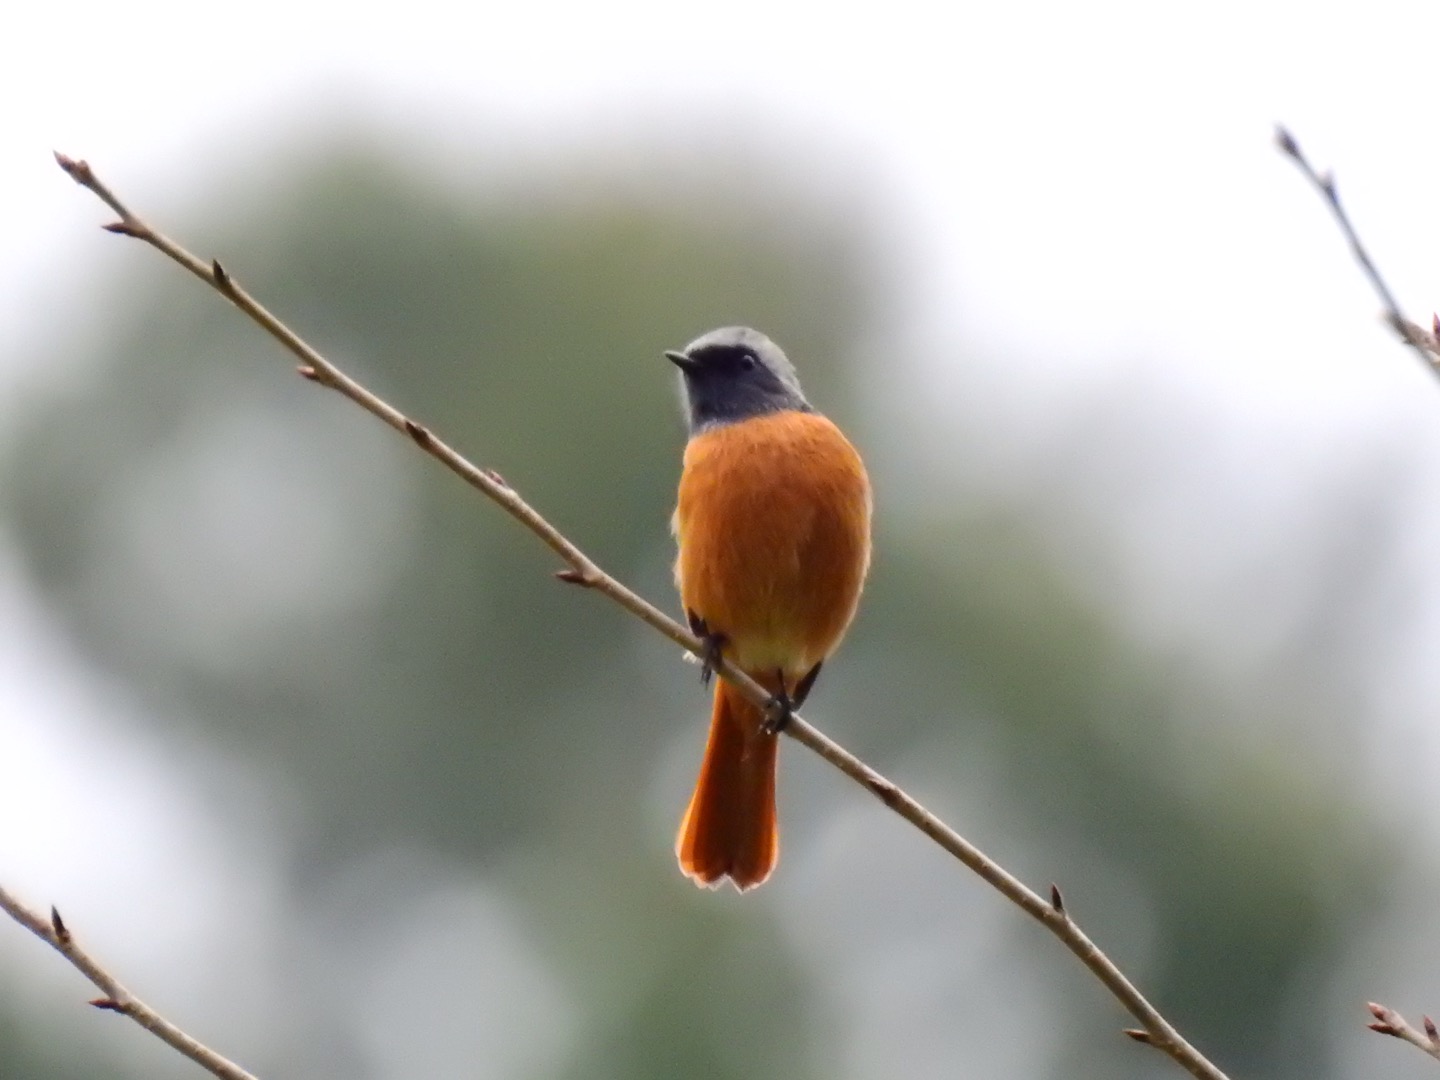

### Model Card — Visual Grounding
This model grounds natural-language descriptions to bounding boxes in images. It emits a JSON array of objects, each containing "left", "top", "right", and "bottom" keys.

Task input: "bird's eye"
[{"left": 738, "top": 352, "right": 757, "bottom": 371}]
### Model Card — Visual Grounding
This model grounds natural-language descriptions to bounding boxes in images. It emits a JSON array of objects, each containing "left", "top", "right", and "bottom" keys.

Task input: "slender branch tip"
[
  {"left": 1361, "top": 1001, "right": 1440, "bottom": 1061},
  {"left": 54, "top": 152, "right": 91, "bottom": 182},
  {"left": 1273, "top": 125, "right": 1299, "bottom": 159},
  {"left": 1278, "top": 125, "right": 1440, "bottom": 380}
]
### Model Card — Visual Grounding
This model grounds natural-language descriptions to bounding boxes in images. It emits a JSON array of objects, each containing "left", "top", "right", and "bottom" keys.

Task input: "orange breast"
[{"left": 673, "top": 410, "right": 871, "bottom": 677}]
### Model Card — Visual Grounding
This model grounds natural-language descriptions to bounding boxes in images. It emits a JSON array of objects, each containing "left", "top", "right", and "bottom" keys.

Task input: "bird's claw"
[
  {"left": 687, "top": 611, "right": 727, "bottom": 686},
  {"left": 762, "top": 669, "right": 794, "bottom": 735}
]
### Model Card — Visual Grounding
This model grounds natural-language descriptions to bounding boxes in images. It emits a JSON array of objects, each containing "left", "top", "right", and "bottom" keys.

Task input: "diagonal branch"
[
  {"left": 1274, "top": 125, "right": 1440, "bottom": 376},
  {"left": 1278, "top": 129, "right": 1440, "bottom": 1068},
  {"left": 37, "top": 151, "right": 1230, "bottom": 1080},
  {"left": 0, "top": 885, "right": 258, "bottom": 1080},
  {"left": 1367, "top": 1002, "right": 1440, "bottom": 1065}
]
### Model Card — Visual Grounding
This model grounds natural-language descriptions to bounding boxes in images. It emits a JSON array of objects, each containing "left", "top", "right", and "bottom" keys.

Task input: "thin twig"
[
  {"left": 1367, "top": 1002, "right": 1440, "bottom": 1065},
  {"left": 42, "top": 152, "right": 1230, "bottom": 1080},
  {"left": 0, "top": 885, "right": 258, "bottom": 1080},
  {"left": 1274, "top": 125, "right": 1440, "bottom": 375},
  {"left": 1278, "top": 131, "right": 1440, "bottom": 1066}
]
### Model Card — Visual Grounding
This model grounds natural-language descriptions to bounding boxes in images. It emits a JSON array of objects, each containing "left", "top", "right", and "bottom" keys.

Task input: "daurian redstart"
[{"left": 668, "top": 327, "right": 872, "bottom": 891}]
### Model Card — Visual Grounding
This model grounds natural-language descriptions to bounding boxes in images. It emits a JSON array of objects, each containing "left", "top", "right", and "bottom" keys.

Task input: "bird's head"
[{"left": 667, "top": 326, "right": 811, "bottom": 433}]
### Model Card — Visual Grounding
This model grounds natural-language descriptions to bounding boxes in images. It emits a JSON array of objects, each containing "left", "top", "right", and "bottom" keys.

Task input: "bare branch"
[
  {"left": 1274, "top": 126, "right": 1440, "bottom": 375},
  {"left": 1367, "top": 1001, "right": 1440, "bottom": 1064},
  {"left": 1277, "top": 132, "right": 1440, "bottom": 1066},
  {"left": 0, "top": 885, "right": 258, "bottom": 1080},
  {"left": 43, "top": 152, "right": 1231, "bottom": 1080}
]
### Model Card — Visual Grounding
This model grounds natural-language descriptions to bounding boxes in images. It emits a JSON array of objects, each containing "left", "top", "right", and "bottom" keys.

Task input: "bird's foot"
[
  {"left": 762, "top": 669, "right": 795, "bottom": 735},
  {"left": 686, "top": 611, "right": 727, "bottom": 687}
]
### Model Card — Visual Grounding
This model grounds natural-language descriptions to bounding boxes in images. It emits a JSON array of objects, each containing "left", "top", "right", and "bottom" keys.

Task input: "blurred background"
[{"left": 7, "top": 1, "right": 1440, "bottom": 1078}]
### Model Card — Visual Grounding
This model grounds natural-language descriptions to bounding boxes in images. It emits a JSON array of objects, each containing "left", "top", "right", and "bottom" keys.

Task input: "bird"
[{"left": 667, "top": 326, "right": 872, "bottom": 891}]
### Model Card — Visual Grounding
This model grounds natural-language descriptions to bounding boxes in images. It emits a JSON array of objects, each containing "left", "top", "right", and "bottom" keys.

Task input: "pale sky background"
[{"left": 7, "top": 0, "right": 1440, "bottom": 1075}]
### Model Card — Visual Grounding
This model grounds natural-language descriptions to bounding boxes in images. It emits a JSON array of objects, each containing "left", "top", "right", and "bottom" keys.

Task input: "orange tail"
[{"left": 676, "top": 679, "right": 779, "bottom": 891}]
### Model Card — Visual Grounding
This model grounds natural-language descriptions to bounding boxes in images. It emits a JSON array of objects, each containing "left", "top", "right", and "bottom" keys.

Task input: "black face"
[{"left": 669, "top": 342, "right": 810, "bottom": 432}]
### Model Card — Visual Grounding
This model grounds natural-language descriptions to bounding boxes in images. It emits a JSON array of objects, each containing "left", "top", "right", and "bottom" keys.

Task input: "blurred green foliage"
[{"left": 0, "top": 131, "right": 1396, "bottom": 1080}]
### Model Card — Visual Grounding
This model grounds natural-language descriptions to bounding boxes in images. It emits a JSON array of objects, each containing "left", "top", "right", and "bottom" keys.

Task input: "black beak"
[{"left": 665, "top": 349, "right": 696, "bottom": 372}]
